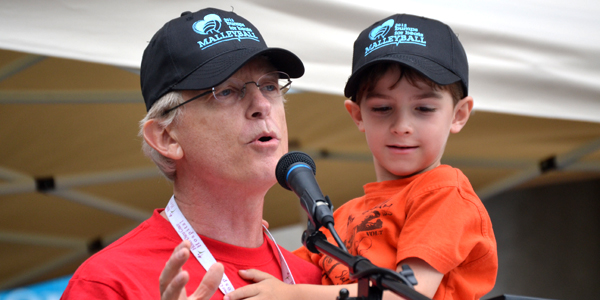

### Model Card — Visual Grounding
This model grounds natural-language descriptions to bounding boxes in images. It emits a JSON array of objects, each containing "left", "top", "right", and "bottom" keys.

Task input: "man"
[{"left": 60, "top": 8, "right": 322, "bottom": 300}]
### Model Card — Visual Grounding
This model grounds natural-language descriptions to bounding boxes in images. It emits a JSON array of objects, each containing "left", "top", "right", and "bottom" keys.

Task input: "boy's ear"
[
  {"left": 344, "top": 99, "right": 365, "bottom": 132},
  {"left": 142, "top": 119, "right": 184, "bottom": 160},
  {"left": 450, "top": 96, "right": 474, "bottom": 134}
]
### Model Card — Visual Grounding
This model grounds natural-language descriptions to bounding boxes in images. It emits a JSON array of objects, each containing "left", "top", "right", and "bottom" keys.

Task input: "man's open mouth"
[{"left": 258, "top": 136, "right": 273, "bottom": 142}]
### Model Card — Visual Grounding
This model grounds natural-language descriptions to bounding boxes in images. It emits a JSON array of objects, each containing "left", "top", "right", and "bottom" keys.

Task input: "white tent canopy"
[
  {"left": 1, "top": 0, "right": 600, "bottom": 295},
  {"left": 1, "top": 0, "right": 599, "bottom": 122}
]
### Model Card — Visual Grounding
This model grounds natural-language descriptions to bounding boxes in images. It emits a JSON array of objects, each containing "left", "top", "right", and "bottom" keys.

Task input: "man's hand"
[{"left": 160, "top": 240, "right": 224, "bottom": 300}]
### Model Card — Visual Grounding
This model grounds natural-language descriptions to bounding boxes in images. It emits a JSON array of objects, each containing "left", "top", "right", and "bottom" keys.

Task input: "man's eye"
[
  {"left": 261, "top": 84, "right": 278, "bottom": 92},
  {"left": 215, "top": 88, "right": 239, "bottom": 99},
  {"left": 217, "top": 89, "right": 232, "bottom": 97}
]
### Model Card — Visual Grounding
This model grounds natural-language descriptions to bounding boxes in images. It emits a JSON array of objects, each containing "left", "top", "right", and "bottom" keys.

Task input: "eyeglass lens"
[{"left": 212, "top": 71, "right": 291, "bottom": 102}]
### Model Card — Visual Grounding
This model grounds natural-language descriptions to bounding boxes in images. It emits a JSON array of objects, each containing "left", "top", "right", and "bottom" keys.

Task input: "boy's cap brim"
[{"left": 344, "top": 54, "right": 462, "bottom": 99}]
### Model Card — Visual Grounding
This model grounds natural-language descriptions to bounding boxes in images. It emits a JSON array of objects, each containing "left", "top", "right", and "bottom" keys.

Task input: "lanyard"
[{"left": 165, "top": 196, "right": 295, "bottom": 295}]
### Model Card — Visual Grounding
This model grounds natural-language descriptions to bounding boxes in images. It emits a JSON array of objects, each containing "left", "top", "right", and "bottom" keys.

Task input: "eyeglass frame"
[{"left": 162, "top": 71, "right": 292, "bottom": 116}]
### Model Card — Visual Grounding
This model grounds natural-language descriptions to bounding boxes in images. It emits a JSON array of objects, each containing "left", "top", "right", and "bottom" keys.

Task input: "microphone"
[{"left": 276, "top": 151, "right": 334, "bottom": 229}]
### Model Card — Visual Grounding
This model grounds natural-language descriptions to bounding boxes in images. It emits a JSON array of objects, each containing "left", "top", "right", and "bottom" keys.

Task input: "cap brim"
[
  {"left": 344, "top": 54, "right": 461, "bottom": 99},
  {"left": 174, "top": 47, "right": 304, "bottom": 91}
]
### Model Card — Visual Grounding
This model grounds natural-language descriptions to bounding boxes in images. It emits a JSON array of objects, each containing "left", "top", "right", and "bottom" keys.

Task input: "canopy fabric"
[
  {"left": 1, "top": 0, "right": 599, "bottom": 293},
  {"left": 1, "top": 0, "right": 599, "bottom": 122}
]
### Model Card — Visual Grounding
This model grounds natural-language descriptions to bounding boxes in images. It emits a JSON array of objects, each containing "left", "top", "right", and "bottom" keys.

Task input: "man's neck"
[{"left": 164, "top": 178, "right": 269, "bottom": 248}]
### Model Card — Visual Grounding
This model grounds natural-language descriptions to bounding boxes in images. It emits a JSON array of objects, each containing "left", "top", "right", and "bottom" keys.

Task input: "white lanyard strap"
[
  {"left": 166, "top": 196, "right": 235, "bottom": 294},
  {"left": 165, "top": 196, "right": 295, "bottom": 295},
  {"left": 263, "top": 226, "right": 296, "bottom": 284}
]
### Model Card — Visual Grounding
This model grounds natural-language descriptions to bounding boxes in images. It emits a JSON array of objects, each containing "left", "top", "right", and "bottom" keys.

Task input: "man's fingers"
[
  {"left": 160, "top": 241, "right": 191, "bottom": 295},
  {"left": 161, "top": 270, "right": 190, "bottom": 300},
  {"left": 238, "top": 269, "right": 275, "bottom": 282},
  {"left": 191, "top": 262, "right": 224, "bottom": 300},
  {"left": 261, "top": 219, "right": 269, "bottom": 229}
]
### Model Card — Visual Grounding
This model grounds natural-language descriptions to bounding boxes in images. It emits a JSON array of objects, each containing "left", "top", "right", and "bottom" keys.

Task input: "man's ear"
[
  {"left": 344, "top": 99, "right": 365, "bottom": 132},
  {"left": 142, "top": 119, "right": 183, "bottom": 160},
  {"left": 450, "top": 96, "right": 474, "bottom": 134}
]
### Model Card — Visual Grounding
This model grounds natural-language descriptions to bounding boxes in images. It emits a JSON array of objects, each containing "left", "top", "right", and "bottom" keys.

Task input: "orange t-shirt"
[{"left": 294, "top": 165, "right": 497, "bottom": 300}]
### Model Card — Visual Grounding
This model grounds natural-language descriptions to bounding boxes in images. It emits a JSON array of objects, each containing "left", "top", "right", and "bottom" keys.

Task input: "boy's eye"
[
  {"left": 372, "top": 106, "right": 391, "bottom": 112},
  {"left": 416, "top": 106, "right": 435, "bottom": 112}
]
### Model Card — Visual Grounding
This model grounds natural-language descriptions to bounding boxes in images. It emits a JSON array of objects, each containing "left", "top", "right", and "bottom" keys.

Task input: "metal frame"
[{"left": 1, "top": 53, "right": 599, "bottom": 290}]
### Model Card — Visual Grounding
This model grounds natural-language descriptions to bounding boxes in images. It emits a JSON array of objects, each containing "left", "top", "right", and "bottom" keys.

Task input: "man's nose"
[{"left": 245, "top": 85, "right": 271, "bottom": 119}]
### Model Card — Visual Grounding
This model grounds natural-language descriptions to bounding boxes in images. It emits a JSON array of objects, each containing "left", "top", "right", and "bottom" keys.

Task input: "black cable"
[{"left": 327, "top": 222, "right": 348, "bottom": 252}]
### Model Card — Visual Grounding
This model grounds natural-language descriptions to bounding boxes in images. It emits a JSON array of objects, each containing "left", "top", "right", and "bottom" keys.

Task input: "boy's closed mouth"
[{"left": 388, "top": 145, "right": 418, "bottom": 150}]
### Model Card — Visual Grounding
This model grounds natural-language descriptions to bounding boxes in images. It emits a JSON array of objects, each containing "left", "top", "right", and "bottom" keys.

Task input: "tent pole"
[
  {"left": 0, "top": 165, "right": 154, "bottom": 221},
  {"left": 0, "top": 166, "right": 161, "bottom": 196},
  {"left": 0, "top": 249, "right": 88, "bottom": 291},
  {"left": 0, "top": 54, "right": 46, "bottom": 83},
  {"left": 477, "top": 137, "right": 600, "bottom": 201},
  {"left": 0, "top": 224, "right": 142, "bottom": 290},
  {"left": 49, "top": 189, "right": 151, "bottom": 222},
  {"left": 0, "top": 90, "right": 143, "bottom": 104},
  {"left": 0, "top": 231, "right": 85, "bottom": 248},
  {"left": 54, "top": 167, "right": 160, "bottom": 189}
]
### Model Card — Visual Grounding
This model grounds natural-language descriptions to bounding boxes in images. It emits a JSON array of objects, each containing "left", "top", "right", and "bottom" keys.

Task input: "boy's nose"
[{"left": 391, "top": 116, "right": 413, "bottom": 135}]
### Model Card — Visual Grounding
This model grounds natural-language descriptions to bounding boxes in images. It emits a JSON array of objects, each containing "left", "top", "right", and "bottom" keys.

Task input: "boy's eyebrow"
[
  {"left": 364, "top": 91, "right": 392, "bottom": 101},
  {"left": 413, "top": 90, "right": 444, "bottom": 100},
  {"left": 364, "top": 90, "right": 444, "bottom": 102}
]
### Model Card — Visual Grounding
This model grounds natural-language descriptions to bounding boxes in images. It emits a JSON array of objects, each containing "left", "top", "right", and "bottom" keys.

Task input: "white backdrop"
[
  {"left": 1, "top": 0, "right": 599, "bottom": 122},
  {"left": 1, "top": 0, "right": 600, "bottom": 294}
]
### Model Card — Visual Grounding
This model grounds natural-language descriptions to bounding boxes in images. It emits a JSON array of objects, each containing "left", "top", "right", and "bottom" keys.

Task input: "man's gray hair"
[{"left": 138, "top": 91, "right": 185, "bottom": 181}]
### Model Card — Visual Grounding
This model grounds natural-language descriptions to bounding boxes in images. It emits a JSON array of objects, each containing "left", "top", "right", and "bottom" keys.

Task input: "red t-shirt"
[
  {"left": 294, "top": 165, "right": 497, "bottom": 300},
  {"left": 61, "top": 209, "right": 322, "bottom": 299}
]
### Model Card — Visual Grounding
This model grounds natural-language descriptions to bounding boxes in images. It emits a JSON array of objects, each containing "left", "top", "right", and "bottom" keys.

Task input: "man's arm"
[{"left": 160, "top": 240, "right": 224, "bottom": 300}]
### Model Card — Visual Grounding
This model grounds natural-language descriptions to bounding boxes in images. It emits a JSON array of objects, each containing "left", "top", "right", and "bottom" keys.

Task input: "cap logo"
[
  {"left": 193, "top": 14, "right": 260, "bottom": 50},
  {"left": 365, "top": 19, "right": 426, "bottom": 57},
  {"left": 193, "top": 14, "right": 222, "bottom": 35}
]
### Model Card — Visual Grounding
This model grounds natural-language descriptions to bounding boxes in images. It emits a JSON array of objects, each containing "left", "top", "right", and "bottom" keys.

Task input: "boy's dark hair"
[{"left": 355, "top": 63, "right": 464, "bottom": 106}]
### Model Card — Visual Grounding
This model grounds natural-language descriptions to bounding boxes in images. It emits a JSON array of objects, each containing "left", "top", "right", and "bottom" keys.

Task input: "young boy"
[{"left": 225, "top": 14, "right": 497, "bottom": 300}]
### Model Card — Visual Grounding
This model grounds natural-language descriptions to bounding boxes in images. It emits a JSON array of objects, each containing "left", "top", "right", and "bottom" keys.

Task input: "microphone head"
[{"left": 276, "top": 151, "right": 316, "bottom": 190}]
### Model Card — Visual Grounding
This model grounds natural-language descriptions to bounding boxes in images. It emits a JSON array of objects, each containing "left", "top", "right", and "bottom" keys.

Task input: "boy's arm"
[
  {"left": 224, "top": 260, "right": 442, "bottom": 300},
  {"left": 398, "top": 258, "right": 443, "bottom": 298},
  {"left": 224, "top": 269, "right": 354, "bottom": 300}
]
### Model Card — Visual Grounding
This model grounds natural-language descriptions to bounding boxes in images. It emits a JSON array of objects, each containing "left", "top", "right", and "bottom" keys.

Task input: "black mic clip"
[
  {"left": 306, "top": 194, "right": 334, "bottom": 230},
  {"left": 302, "top": 222, "right": 325, "bottom": 254}
]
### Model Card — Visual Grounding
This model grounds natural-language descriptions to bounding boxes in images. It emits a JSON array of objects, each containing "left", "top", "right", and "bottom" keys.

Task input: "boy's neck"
[{"left": 374, "top": 161, "right": 441, "bottom": 182}]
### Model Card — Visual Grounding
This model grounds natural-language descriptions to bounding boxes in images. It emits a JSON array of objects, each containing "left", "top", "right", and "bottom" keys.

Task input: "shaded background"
[{"left": 1, "top": 1, "right": 599, "bottom": 299}]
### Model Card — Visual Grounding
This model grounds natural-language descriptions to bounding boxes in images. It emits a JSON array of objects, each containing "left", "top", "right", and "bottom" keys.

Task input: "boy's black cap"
[
  {"left": 141, "top": 8, "right": 304, "bottom": 111},
  {"left": 344, "top": 14, "right": 468, "bottom": 100}
]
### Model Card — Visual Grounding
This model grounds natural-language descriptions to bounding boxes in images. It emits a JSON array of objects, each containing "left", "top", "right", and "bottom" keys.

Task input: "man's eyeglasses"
[{"left": 163, "top": 71, "right": 292, "bottom": 116}]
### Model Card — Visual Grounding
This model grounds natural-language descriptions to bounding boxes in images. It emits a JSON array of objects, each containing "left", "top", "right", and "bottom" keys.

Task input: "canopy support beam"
[
  {"left": 477, "top": 137, "right": 600, "bottom": 201},
  {"left": 0, "top": 54, "right": 46, "bottom": 83}
]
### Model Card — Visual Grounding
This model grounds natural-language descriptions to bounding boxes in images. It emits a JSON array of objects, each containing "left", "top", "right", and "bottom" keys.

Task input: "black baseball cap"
[
  {"left": 344, "top": 14, "right": 468, "bottom": 101},
  {"left": 140, "top": 8, "right": 305, "bottom": 111}
]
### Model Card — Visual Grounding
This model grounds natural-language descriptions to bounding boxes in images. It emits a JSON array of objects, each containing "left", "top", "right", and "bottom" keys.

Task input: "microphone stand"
[{"left": 302, "top": 222, "right": 431, "bottom": 300}]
